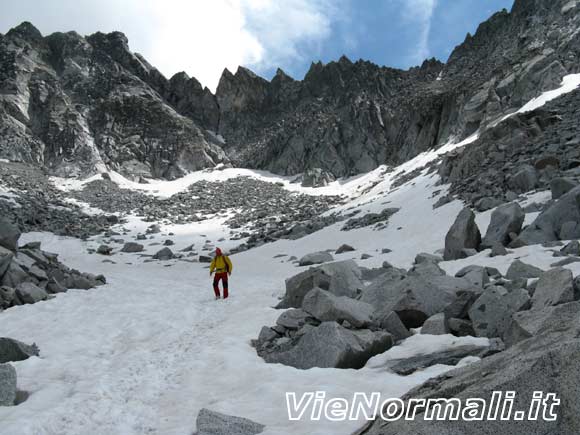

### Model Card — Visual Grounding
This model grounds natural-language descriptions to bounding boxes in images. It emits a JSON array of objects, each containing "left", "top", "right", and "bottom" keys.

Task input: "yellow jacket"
[{"left": 210, "top": 255, "right": 233, "bottom": 274}]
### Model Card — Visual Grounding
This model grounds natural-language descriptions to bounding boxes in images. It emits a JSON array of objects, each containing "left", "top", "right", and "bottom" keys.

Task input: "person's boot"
[{"left": 215, "top": 295, "right": 221, "bottom": 300}]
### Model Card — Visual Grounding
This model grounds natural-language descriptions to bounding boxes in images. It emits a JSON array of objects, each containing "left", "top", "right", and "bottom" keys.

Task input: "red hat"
[{"left": 216, "top": 248, "right": 222, "bottom": 256}]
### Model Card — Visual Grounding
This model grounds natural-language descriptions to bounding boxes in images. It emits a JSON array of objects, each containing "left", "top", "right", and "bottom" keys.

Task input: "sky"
[{"left": 0, "top": 0, "right": 515, "bottom": 92}]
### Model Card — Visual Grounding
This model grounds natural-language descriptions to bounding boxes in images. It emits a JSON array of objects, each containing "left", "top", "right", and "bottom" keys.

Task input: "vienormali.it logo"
[{"left": 285, "top": 391, "right": 560, "bottom": 422}]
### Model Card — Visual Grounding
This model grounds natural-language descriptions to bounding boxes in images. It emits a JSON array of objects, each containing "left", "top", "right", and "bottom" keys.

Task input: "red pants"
[{"left": 213, "top": 272, "right": 229, "bottom": 299}]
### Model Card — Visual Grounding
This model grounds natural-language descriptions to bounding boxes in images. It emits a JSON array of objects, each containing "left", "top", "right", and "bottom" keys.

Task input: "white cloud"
[
  {"left": 401, "top": 0, "right": 438, "bottom": 64},
  {"left": 145, "top": 0, "right": 345, "bottom": 91},
  {"left": 0, "top": 0, "right": 347, "bottom": 92}
]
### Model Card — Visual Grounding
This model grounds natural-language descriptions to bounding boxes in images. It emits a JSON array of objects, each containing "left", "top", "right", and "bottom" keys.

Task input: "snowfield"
[
  {"left": 2, "top": 165, "right": 576, "bottom": 435},
  {"left": 2, "top": 74, "right": 580, "bottom": 435}
]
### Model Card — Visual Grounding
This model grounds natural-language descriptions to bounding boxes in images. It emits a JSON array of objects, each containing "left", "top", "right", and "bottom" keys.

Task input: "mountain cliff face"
[
  {"left": 208, "top": 0, "right": 580, "bottom": 177},
  {"left": 0, "top": 24, "right": 228, "bottom": 179},
  {"left": 1, "top": 0, "right": 579, "bottom": 179}
]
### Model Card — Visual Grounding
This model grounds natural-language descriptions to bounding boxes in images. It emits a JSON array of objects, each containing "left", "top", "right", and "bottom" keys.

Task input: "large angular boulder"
[
  {"left": 0, "top": 246, "right": 13, "bottom": 279},
  {"left": 276, "top": 260, "right": 362, "bottom": 309},
  {"left": 275, "top": 309, "right": 314, "bottom": 330},
  {"left": 454, "top": 265, "right": 489, "bottom": 288},
  {"left": 298, "top": 251, "right": 333, "bottom": 266},
  {"left": 335, "top": 244, "right": 355, "bottom": 254},
  {"left": 468, "top": 285, "right": 530, "bottom": 338},
  {"left": 505, "top": 259, "right": 543, "bottom": 280},
  {"left": 531, "top": 267, "right": 574, "bottom": 309},
  {"left": 360, "top": 274, "right": 457, "bottom": 328},
  {"left": 481, "top": 202, "right": 525, "bottom": 248},
  {"left": 514, "top": 185, "right": 580, "bottom": 246},
  {"left": 371, "top": 310, "right": 411, "bottom": 341},
  {"left": 380, "top": 344, "right": 491, "bottom": 376},
  {"left": 0, "top": 286, "right": 17, "bottom": 309},
  {"left": 444, "top": 208, "right": 481, "bottom": 260},
  {"left": 505, "top": 301, "right": 580, "bottom": 347},
  {"left": 550, "top": 177, "right": 577, "bottom": 200},
  {"left": 1, "top": 261, "right": 30, "bottom": 288},
  {"left": 443, "top": 288, "right": 482, "bottom": 321},
  {"left": 0, "top": 338, "right": 40, "bottom": 363},
  {"left": 561, "top": 240, "right": 580, "bottom": 256},
  {"left": 507, "top": 165, "right": 537, "bottom": 193},
  {"left": 414, "top": 253, "right": 443, "bottom": 264},
  {"left": 262, "top": 322, "right": 392, "bottom": 369},
  {"left": 302, "top": 288, "right": 374, "bottom": 328},
  {"left": 420, "top": 313, "right": 448, "bottom": 335},
  {"left": 357, "top": 334, "right": 580, "bottom": 435},
  {"left": 0, "top": 363, "right": 17, "bottom": 406},
  {"left": 196, "top": 408, "right": 265, "bottom": 435},
  {"left": 0, "top": 219, "right": 20, "bottom": 252},
  {"left": 15, "top": 282, "right": 48, "bottom": 304},
  {"left": 361, "top": 302, "right": 580, "bottom": 435},
  {"left": 153, "top": 247, "right": 174, "bottom": 260},
  {"left": 120, "top": 242, "right": 144, "bottom": 253}
]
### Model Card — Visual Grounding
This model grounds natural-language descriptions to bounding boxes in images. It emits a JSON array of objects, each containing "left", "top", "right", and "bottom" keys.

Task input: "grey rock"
[
  {"left": 444, "top": 208, "right": 481, "bottom": 261},
  {"left": 490, "top": 242, "right": 508, "bottom": 257},
  {"left": 298, "top": 251, "right": 333, "bottom": 266},
  {"left": 372, "top": 310, "right": 411, "bottom": 341},
  {"left": 257, "top": 327, "right": 279, "bottom": 345},
  {"left": 531, "top": 267, "right": 574, "bottom": 309},
  {"left": 302, "top": 288, "right": 375, "bottom": 328},
  {"left": 380, "top": 344, "right": 489, "bottom": 376},
  {"left": 414, "top": 253, "right": 442, "bottom": 264},
  {"left": 1, "top": 262, "right": 30, "bottom": 288},
  {"left": 468, "top": 285, "right": 530, "bottom": 338},
  {"left": 0, "top": 337, "right": 39, "bottom": 363},
  {"left": 277, "top": 260, "right": 362, "bottom": 308},
  {"left": 454, "top": 265, "right": 489, "bottom": 288},
  {"left": 508, "top": 165, "right": 537, "bottom": 193},
  {"left": 514, "top": 186, "right": 580, "bottom": 246},
  {"left": 299, "top": 168, "right": 336, "bottom": 188},
  {"left": 335, "top": 244, "right": 355, "bottom": 254},
  {"left": 560, "top": 240, "right": 580, "bottom": 256},
  {"left": 420, "top": 313, "right": 448, "bottom": 335},
  {"left": 474, "top": 197, "right": 503, "bottom": 212},
  {"left": 447, "top": 318, "right": 475, "bottom": 337},
  {"left": 0, "top": 286, "right": 17, "bottom": 309},
  {"left": 550, "top": 177, "right": 577, "bottom": 200},
  {"left": 505, "top": 259, "right": 544, "bottom": 280},
  {"left": 262, "top": 322, "right": 392, "bottom": 369},
  {"left": 196, "top": 408, "right": 264, "bottom": 435},
  {"left": 120, "top": 242, "right": 144, "bottom": 253},
  {"left": 97, "top": 245, "right": 113, "bottom": 255},
  {"left": 360, "top": 274, "right": 457, "bottom": 328},
  {"left": 46, "top": 278, "right": 67, "bottom": 294},
  {"left": 0, "top": 219, "right": 20, "bottom": 252},
  {"left": 481, "top": 202, "right": 525, "bottom": 248},
  {"left": 15, "top": 282, "right": 48, "bottom": 304},
  {"left": 275, "top": 309, "right": 314, "bottom": 330},
  {"left": 560, "top": 221, "right": 580, "bottom": 240},
  {"left": 362, "top": 302, "right": 580, "bottom": 435},
  {"left": 153, "top": 247, "right": 174, "bottom": 260},
  {"left": 443, "top": 289, "right": 481, "bottom": 320},
  {"left": 0, "top": 246, "right": 14, "bottom": 279},
  {"left": 505, "top": 301, "right": 580, "bottom": 347},
  {"left": 0, "top": 363, "right": 17, "bottom": 406}
]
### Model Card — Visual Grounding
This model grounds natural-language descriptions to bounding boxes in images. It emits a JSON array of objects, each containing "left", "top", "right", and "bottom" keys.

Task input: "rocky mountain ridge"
[{"left": 1, "top": 0, "right": 579, "bottom": 180}]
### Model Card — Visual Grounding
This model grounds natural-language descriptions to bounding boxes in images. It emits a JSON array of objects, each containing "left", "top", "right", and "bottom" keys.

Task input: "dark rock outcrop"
[{"left": 444, "top": 208, "right": 481, "bottom": 260}]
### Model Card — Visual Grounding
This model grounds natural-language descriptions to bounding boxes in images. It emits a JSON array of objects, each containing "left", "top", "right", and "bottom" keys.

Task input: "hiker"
[{"left": 209, "top": 248, "right": 233, "bottom": 299}]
